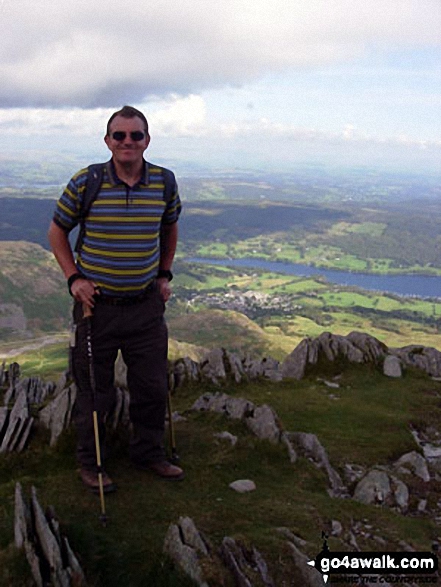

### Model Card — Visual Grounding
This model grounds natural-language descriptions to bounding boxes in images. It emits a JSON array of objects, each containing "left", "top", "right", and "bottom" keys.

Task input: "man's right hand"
[{"left": 70, "top": 278, "right": 100, "bottom": 308}]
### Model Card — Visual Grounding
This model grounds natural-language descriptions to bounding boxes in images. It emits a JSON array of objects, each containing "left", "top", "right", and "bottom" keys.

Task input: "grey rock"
[
  {"left": 353, "top": 469, "right": 391, "bottom": 504},
  {"left": 418, "top": 499, "right": 427, "bottom": 513},
  {"left": 392, "top": 345, "right": 441, "bottom": 378},
  {"left": 201, "top": 348, "right": 227, "bottom": 385},
  {"left": 394, "top": 451, "right": 430, "bottom": 482},
  {"left": 192, "top": 392, "right": 230, "bottom": 413},
  {"left": 180, "top": 516, "right": 210, "bottom": 556},
  {"left": 63, "top": 537, "right": 87, "bottom": 586},
  {"left": 27, "top": 486, "right": 87, "bottom": 587},
  {"left": 0, "top": 389, "right": 33, "bottom": 453},
  {"left": 245, "top": 404, "right": 281, "bottom": 444},
  {"left": 281, "top": 331, "right": 387, "bottom": 380},
  {"left": 39, "top": 385, "right": 76, "bottom": 447},
  {"left": 391, "top": 475, "right": 409, "bottom": 511},
  {"left": 276, "top": 528, "right": 308, "bottom": 549},
  {"left": 229, "top": 480, "right": 256, "bottom": 493},
  {"left": 114, "top": 353, "right": 127, "bottom": 388},
  {"left": 281, "top": 432, "right": 298, "bottom": 464},
  {"left": 281, "top": 337, "right": 310, "bottom": 380},
  {"left": 110, "top": 387, "right": 130, "bottom": 430},
  {"left": 0, "top": 406, "right": 9, "bottom": 440},
  {"left": 288, "top": 432, "right": 347, "bottom": 497},
  {"left": 221, "top": 536, "right": 274, "bottom": 587},
  {"left": 0, "top": 361, "right": 5, "bottom": 387},
  {"left": 331, "top": 520, "right": 343, "bottom": 536},
  {"left": 224, "top": 350, "right": 245, "bottom": 383},
  {"left": 346, "top": 331, "right": 388, "bottom": 363},
  {"left": 31, "top": 487, "right": 65, "bottom": 581},
  {"left": 214, "top": 431, "right": 238, "bottom": 446},
  {"left": 225, "top": 396, "right": 254, "bottom": 420},
  {"left": 172, "top": 356, "right": 201, "bottom": 388},
  {"left": 14, "top": 482, "right": 30, "bottom": 549},
  {"left": 163, "top": 519, "right": 209, "bottom": 587},
  {"left": 383, "top": 355, "right": 402, "bottom": 378},
  {"left": 343, "top": 464, "right": 366, "bottom": 484},
  {"left": 286, "top": 541, "right": 326, "bottom": 587},
  {"left": 353, "top": 469, "right": 410, "bottom": 511}
]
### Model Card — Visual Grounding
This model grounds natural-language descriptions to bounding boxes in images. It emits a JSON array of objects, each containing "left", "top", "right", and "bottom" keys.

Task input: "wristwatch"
[{"left": 157, "top": 269, "right": 173, "bottom": 282}]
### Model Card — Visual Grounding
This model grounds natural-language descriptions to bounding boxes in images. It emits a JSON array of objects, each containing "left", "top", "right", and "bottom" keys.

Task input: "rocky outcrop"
[
  {"left": 281, "top": 331, "right": 441, "bottom": 381},
  {"left": 171, "top": 349, "right": 281, "bottom": 388},
  {"left": 14, "top": 483, "right": 87, "bottom": 587},
  {"left": 391, "top": 345, "right": 441, "bottom": 378},
  {"left": 353, "top": 468, "right": 409, "bottom": 511},
  {"left": 191, "top": 392, "right": 349, "bottom": 497},
  {"left": 163, "top": 517, "right": 275, "bottom": 587},
  {"left": 39, "top": 385, "right": 77, "bottom": 447},
  {"left": 0, "top": 389, "right": 33, "bottom": 453},
  {"left": 286, "top": 432, "right": 347, "bottom": 498},
  {"left": 281, "top": 331, "right": 388, "bottom": 379}
]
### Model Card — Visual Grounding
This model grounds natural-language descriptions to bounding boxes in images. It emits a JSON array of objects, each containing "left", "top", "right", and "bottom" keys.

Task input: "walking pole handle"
[{"left": 83, "top": 304, "right": 93, "bottom": 318}]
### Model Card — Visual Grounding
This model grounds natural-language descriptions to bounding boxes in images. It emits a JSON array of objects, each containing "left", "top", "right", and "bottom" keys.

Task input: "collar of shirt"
[{"left": 107, "top": 158, "right": 150, "bottom": 187}]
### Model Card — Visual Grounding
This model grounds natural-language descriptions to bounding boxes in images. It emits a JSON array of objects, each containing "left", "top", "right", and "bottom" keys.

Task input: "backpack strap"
[
  {"left": 74, "top": 162, "right": 175, "bottom": 253},
  {"left": 74, "top": 163, "right": 105, "bottom": 253},
  {"left": 160, "top": 166, "right": 176, "bottom": 205}
]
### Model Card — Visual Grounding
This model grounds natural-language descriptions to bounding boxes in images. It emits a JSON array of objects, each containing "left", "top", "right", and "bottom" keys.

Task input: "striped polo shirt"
[{"left": 53, "top": 159, "right": 181, "bottom": 296}]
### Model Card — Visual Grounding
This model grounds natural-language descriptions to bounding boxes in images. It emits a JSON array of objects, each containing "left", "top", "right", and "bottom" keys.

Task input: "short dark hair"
[{"left": 106, "top": 105, "right": 149, "bottom": 135}]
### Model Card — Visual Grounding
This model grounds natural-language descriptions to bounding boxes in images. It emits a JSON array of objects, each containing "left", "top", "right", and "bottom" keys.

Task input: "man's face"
[{"left": 104, "top": 115, "right": 150, "bottom": 166}]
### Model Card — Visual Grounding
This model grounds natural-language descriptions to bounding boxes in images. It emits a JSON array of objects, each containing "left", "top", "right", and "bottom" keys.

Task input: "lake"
[{"left": 187, "top": 257, "right": 441, "bottom": 299}]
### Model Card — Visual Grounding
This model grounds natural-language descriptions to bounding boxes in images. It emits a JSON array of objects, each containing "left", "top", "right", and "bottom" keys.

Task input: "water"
[{"left": 186, "top": 257, "right": 441, "bottom": 299}]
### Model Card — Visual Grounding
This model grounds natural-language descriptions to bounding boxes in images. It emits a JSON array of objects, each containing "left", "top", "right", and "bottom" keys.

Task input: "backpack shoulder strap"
[
  {"left": 161, "top": 166, "right": 176, "bottom": 204},
  {"left": 74, "top": 163, "right": 105, "bottom": 253}
]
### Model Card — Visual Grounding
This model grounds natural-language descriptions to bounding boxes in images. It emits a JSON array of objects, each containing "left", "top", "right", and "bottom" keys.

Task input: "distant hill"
[
  {"left": 168, "top": 308, "right": 294, "bottom": 360},
  {"left": 0, "top": 241, "right": 70, "bottom": 338}
]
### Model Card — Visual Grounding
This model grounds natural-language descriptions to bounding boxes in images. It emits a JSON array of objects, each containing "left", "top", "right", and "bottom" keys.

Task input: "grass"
[{"left": 1, "top": 363, "right": 440, "bottom": 585}]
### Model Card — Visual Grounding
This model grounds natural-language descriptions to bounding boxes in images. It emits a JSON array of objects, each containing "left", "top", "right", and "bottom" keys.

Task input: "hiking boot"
[
  {"left": 79, "top": 468, "right": 117, "bottom": 494},
  {"left": 136, "top": 460, "right": 185, "bottom": 481}
]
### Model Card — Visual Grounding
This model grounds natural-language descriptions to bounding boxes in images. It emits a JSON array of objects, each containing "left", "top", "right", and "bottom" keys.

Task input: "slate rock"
[
  {"left": 221, "top": 536, "right": 274, "bottom": 587},
  {"left": 163, "top": 518, "right": 210, "bottom": 587},
  {"left": 383, "top": 355, "right": 402, "bottom": 378},
  {"left": 286, "top": 541, "right": 326, "bottom": 587},
  {"left": 394, "top": 451, "right": 430, "bottom": 482},
  {"left": 214, "top": 431, "right": 238, "bottom": 446},
  {"left": 353, "top": 469, "right": 391, "bottom": 505},
  {"left": 288, "top": 432, "right": 347, "bottom": 497},
  {"left": 0, "top": 389, "right": 33, "bottom": 453},
  {"left": 39, "top": 385, "right": 76, "bottom": 447},
  {"left": 229, "top": 480, "right": 256, "bottom": 493},
  {"left": 245, "top": 404, "right": 281, "bottom": 444}
]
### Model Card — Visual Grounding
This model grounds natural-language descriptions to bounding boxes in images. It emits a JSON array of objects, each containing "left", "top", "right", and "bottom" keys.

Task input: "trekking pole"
[
  {"left": 83, "top": 304, "right": 108, "bottom": 527},
  {"left": 166, "top": 375, "right": 179, "bottom": 464}
]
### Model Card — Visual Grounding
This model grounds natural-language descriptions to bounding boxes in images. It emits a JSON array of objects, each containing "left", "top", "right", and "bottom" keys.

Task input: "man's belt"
[{"left": 94, "top": 282, "right": 156, "bottom": 306}]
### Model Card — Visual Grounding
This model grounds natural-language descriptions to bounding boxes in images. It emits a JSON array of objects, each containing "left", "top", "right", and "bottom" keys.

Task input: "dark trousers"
[{"left": 71, "top": 286, "right": 168, "bottom": 470}]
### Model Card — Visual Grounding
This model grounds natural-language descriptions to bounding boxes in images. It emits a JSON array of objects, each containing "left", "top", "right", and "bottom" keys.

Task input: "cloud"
[{"left": 0, "top": 0, "right": 439, "bottom": 107}]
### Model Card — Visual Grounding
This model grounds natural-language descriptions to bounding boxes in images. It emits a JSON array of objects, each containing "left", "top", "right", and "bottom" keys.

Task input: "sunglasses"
[{"left": 111, "top": 131, "right": 146, "bottom": 141}]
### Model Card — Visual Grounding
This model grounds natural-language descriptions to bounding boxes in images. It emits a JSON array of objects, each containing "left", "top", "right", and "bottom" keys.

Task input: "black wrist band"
[
  {"left": 157, "top": 269, "right": 173, "bottom": 282},
  {"left": 67, "top": 273, "right": 83, "bottom": 296}
]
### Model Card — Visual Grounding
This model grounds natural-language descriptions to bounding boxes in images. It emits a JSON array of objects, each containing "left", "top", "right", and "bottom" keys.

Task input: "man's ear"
[{"left": 104, "top": 134, "right": 111, "bottom": 149}]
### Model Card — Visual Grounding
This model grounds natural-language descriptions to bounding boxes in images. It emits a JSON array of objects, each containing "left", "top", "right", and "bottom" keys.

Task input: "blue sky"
[{"left": 0, "top": 0, "right": 439, "bottom": 174}]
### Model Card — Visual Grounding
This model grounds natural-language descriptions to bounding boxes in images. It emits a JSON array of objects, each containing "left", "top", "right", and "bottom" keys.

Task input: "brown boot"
[{"left": 79, "top": 468, "right": 117, "bottom": 494}]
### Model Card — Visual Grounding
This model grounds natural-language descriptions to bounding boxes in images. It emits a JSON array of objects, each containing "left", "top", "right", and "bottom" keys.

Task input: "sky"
[{"left": 0, "top": 0, "right": 440, "bottom": 174}]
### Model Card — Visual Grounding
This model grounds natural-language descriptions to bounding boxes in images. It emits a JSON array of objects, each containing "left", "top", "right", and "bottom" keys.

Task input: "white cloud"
[{"left": 0, "top": 0, "right": 439, "bottom": 107}]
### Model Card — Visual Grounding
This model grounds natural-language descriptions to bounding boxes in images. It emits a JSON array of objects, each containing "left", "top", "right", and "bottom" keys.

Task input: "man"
[{"left": 48, "top": 105, "right": 184, "bottom": 493}]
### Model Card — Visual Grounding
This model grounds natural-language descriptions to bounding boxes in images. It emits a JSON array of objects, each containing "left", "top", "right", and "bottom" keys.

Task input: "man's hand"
[
  {"left": 157, "top": 277, "right": 172, "bottom": 302},
  {"left": 71, "top": 278, "right": 100, "bottom": 308}
]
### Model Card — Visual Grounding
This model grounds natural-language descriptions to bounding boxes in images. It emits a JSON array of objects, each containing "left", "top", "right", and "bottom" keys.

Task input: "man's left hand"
[{"left": 157, "top": 277, "right": 172, "bottom": 302}]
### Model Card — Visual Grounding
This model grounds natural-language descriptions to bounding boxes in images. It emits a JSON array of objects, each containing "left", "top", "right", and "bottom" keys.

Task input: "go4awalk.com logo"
[{"left": 306, "top": 533, "right": 438, "bottom": 584}]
